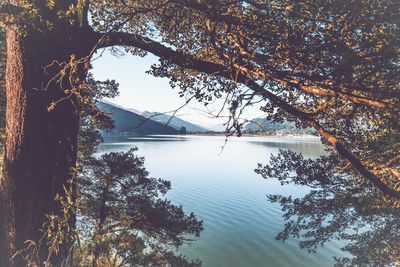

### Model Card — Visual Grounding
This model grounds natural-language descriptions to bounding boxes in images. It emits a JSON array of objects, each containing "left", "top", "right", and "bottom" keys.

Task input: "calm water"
[{"left": 98, "top": 135, "right": 346, "bottom": 267}]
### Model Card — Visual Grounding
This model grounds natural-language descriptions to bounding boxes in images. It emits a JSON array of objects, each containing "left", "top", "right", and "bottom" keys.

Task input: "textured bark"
[{"left": 0, "top": 24, "right": 92, "bottom": 266}]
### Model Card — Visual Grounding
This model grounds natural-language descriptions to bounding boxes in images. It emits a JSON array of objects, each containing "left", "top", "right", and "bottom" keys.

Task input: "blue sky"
[{"left": 91, "top": 49, "right": 263, "bottom": 127}]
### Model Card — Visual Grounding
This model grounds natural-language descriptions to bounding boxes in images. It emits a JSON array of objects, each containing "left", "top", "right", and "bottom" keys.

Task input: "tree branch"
[
  {"left": 77, "top": 0, "right": 90, "bottom": 27},
  {"left": 101, "top": 30, "right": 387, "bottom": 109},
  {"left": 179, "top": 0, "right": 390, "bottom": 108},
  {"left": 0, "top": 3, "right": 25, "bottom": 16},
  {"left": 94, "top": 30, "right": 400, "bottom": 199}
]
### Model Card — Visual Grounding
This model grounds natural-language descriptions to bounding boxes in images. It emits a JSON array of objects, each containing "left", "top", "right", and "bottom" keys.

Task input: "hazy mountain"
[
  {"left": 101, "top": 100, "right": 142, "bottom": 114},
  {"left": 209, "top": 123, "right": 228, "bottom": 132},
  {"left": 141, "top": 111, "right": 209, "bottom": 132},
  {"left": 126, "top": 107, "right": 143, "bottom": 114},
  {"left": 97, "top": 102, "right": 178, "bottom": 135},
  {"left": 244, "top": 117, "right": 314, "bottom": 135},
  {"left": 98, "top": 101, "right": 312, "bottom": 136}
]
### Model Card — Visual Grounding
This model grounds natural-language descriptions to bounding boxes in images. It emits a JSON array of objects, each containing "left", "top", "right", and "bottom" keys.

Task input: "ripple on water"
[{"left": 98, "top": 136, "right": 347, "bottom": 267}]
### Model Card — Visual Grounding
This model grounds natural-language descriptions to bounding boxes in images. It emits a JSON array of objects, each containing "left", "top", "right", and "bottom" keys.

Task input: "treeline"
[{"left": 243, "top": 118, "right": 314, "bottom": 135}]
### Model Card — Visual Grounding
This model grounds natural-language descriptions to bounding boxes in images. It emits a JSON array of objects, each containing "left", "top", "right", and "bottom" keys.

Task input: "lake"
[{"left": 98, "top": 135, "right": 346, "bottom": 267}]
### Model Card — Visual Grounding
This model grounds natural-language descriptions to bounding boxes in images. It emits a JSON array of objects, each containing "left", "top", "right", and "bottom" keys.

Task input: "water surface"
[{"left": 98, "top": 135, "right": 345, "bottom": 267}]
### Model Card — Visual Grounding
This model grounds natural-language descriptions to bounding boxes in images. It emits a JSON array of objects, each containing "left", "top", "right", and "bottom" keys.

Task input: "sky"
[{"left": 91, "top": 49, "right": 264, "bottom": 128}]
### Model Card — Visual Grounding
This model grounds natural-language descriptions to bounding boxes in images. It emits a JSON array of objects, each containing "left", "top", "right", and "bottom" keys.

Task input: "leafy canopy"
[{"left": 1, "top": 0, "right": 399, "bottom": 266}]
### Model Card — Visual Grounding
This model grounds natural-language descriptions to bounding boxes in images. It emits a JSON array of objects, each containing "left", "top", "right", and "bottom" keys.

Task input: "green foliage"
[
  {"left": 1, "top": 1, "right": 399, "bottom": 265},
  {"left": 88, "top": 1, "right": 399, "bottom": 186},
  {"left": 72, "top": 76, "right": 202, "bottom": 266},
  {"left": 256, "top": 150, "right": 400, "bottom": 266},
  {"left": 77, "top": 73, "right": 119, "bottom": 159},
  {"left": 8, "top": 72, "right": 202, "bottom": 266},
  {"left": 11, "top": 175, "right": 78, "bottom": 267},
  {"left": 75, "top": 148, "right": 202, "bottom": 266},
  {"left": 89, "top": 3, "right": 400, "bottom": 263}
]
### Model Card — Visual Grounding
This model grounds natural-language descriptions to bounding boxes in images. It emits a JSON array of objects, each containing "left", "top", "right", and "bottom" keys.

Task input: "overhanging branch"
[
  {"left": 94, "top": 30, "right": 400, "bottom": 199},
  {"left": 178, "top": 0, "right": 390, "bottom": 108}
]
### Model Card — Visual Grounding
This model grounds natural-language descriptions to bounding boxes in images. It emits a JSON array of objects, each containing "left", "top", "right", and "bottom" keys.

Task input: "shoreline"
[
  {"left": 102, "top": 132, "right": 319, "bottom": 139},
  {"left": 185, "top": 132, "right": 318, "bottom": 138}
]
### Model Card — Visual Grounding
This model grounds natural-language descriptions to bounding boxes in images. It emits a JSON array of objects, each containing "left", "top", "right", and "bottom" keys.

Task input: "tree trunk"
[{"left": 0, "top": 24, "right": 92, "bottom": 266}]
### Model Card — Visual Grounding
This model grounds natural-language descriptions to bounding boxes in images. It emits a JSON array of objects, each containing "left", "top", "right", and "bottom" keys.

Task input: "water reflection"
[
  {"left": 98, "top": 135, "right": 347, "bottom": 267},
  {"left": 256, "top": 148, "right": 400, "bottom": 266},
  {"left": 248, "top": 140, "right": 325, "bottom": 157},
  {"left": 104, "top": 135, "right": 187, "bottom": 143}
]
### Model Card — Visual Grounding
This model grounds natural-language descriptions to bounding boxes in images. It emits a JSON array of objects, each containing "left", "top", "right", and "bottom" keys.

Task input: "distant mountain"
[
  {"left": 101, "top": 100, "right": 142, "bottom": 114},
  {"left": 126, "top": 107, "right": 143, "bottom": 114},
  {"left": 208, "top": 123, "right": 228, "bottom": 132},
  {"left": 99, "top": 101, "right": 312, "bottom": 136},
  {"left": 97, "top": 102, "right": 178, "bottom": 135},
  {"left": 244, "top": 117, "right": 314, "bottom": 135},
  {"left": 141, "top": 111, "right": 209, "bottom": 133}
]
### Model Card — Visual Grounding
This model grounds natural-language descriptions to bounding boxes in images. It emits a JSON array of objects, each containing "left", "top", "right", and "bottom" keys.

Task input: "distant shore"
[{"left": 185, "top": 132, "right": 318, "bottom": 138}]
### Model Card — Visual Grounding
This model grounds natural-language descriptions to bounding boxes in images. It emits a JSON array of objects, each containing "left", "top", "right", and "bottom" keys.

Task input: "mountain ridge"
[
  {"left": 141, "top": 111, "right": 209, "bottom": 132},
  {"left": 97, "top": 102, "right": 178, "bottom": 135}
]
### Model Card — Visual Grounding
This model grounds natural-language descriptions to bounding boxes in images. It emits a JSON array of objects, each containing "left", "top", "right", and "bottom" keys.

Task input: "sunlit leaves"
[{"left": 76, "top": 148, "right": 203, "bottom": 266}]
